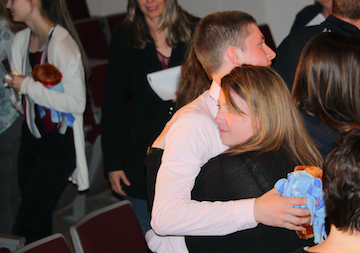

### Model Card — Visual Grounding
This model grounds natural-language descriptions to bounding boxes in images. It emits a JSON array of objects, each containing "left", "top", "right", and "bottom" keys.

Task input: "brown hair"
[
  {"left": 39, "top": 0, "right": 91, "bottom": 83},
  {"left": 333, "top": 0, "right": 360, "bottom": 20},
  {"left": 193, "top": 11, "right": 256, "bottom": 77},
  {"left": 176, "top": 40, "right": 211, "bottom": 108},
  {"left": 122, "top": 0, "right": 196, "bottom": 49},
  {"left": 0, "top": 0, "right": 26, "bottom": 33},
  {"left": 222, "top": 65, "right": 323, "bottom": 167},
  {"left": 324, "top": 128, "right": 360, "bottom": 233},
  {"left": 292, "top": 32, "right": 360, "bottom": 134}
]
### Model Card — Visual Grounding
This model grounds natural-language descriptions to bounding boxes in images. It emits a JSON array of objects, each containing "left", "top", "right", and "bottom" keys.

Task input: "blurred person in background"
[{"left": 101, "top": 0, "right": 199, "bottom": 234}]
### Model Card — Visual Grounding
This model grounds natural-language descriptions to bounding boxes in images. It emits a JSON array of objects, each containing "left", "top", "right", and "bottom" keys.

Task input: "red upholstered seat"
[
  {"left": 70, "top": 200, "right": 148, "bottom": 253},
  {"left": 74, "top": 18, "right": 109, "bottom": 60},
  {"left": 88, "top": 61, "right": 108, "bottom": 108},
  {"left": 12, "top": 234, "right": 71, "bottom": 253},
  {"left": 105, "top": 13, "right": 127, "bottom": 34}
]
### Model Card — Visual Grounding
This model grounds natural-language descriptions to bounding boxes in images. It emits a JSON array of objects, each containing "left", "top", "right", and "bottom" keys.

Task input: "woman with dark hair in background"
[
  {"left": 0, "top": 0, "right": 25, "bottom": 235},
  {"left": 292, "top": 32, "right": 360, "bottom": 159},
  {"left": 5, "top": 0, "right": 90, "bottom": 243},
  {"left": 101, "top": 0, "right": 198, "bottom": 233}
]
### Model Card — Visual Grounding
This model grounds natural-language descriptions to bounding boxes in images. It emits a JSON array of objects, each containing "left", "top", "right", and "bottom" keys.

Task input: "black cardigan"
[
  {"left": 145, "top": 149, "right": 314, "bottom": 253},
  {"left": 101, "top": 19, "right": 198, "bottom": 199},
  {"left": 272, "top": 15, "right": 360, "bottom": 92},
  {"left": 185, "top": 151, "right": 313, "bottom": 253}
]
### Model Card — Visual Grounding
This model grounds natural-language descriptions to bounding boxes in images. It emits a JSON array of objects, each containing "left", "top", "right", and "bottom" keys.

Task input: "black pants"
[
  {"left": 12, "top": 122, "right": 76, "bottom": 244},
  {"left": 0, "top": 115, "right": 23, "bottom": 234}
]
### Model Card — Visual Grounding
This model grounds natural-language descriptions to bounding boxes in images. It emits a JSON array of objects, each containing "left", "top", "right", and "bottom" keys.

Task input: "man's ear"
[{"left": 225, "top": 47, "right": 241, "bottom": 65}]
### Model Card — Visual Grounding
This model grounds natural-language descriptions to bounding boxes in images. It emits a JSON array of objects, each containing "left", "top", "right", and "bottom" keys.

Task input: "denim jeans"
[{"left": 124, "top": 196, "right": 151, "bottom": 234}]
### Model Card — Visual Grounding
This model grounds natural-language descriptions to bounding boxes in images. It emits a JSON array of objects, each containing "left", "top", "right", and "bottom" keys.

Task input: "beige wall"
[{"left": 85, "top": 0, "right": 314, "bottom": 46}]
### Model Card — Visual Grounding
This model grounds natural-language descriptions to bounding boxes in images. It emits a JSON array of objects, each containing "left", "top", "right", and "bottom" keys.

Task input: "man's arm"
[
  {"left": 151, "top": 113, "right": 257, "bottom": 236},
  {"left": 151, "top": 111, "right": 310, "bottom": 236}
]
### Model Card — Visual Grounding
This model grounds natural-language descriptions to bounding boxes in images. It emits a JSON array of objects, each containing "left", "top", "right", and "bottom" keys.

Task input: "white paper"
[{"left": 147, "top": 66, "right": 181, "bottom": 101}]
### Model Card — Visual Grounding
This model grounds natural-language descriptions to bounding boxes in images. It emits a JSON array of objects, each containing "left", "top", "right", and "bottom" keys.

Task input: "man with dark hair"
[
  {"left": 272, "top": 0, "right": 360, "bottom": 91},
  {"left": 146, "top": 10, "right": 312, "bottom": 253},
  {"left": 292, "top": 128, "right": 360, "bottom": 253}
]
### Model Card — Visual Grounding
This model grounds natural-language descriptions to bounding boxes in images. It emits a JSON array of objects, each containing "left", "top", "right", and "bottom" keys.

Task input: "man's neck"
[
  {"left": 212, "top": 65, "right": 236, "bottom": 85},
  {"left": 308, "top": 225, "right": 360, "bottom": 253},
  {"left": 334, "top": 14, "right": 360, "bottom": 30}
]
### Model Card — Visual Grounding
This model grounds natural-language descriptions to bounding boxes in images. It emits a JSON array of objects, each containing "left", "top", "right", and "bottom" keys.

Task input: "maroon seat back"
[
  {"left": 70, "top": 200, "right": 148, "bottom": 253},
  {"left": 74, "top": 18, "right": 109, "bottom": 60},
  {"left": 12, "top": 234, "right": 71, "bottom": 253},
  {"left": 105, "top": 13, "right": 127, "bottom": 34}
]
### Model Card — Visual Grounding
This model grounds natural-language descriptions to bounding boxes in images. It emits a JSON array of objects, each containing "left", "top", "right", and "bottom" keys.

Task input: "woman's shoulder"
[
  {"left": 11, "top": 27, "right": 30, "bottom": 54},
  {"left": 205, "top": 152, "right": 249, "bottom": 169},
  {"left": 51, "top": 25, "right": 75, "bottom": 44},
  {"left": 208, "top": 150, "right": 296, "bottom": 177},
  {"left": 50, "top": 25, "right": 79, "bottom": 54}
]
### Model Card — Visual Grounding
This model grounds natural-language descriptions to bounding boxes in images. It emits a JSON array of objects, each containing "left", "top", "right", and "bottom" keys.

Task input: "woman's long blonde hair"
[{"left": 222, "top": 65, "right": 323, "bottom": 167}]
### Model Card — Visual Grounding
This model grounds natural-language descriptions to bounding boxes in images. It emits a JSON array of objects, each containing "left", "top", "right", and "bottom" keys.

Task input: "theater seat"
[
  {"left": 70, "top": 200, "right": 148, "bottom": 253},
  {"left": 74, "top": 18, "right": 109, "bottom": 60},
  {"left": 104, "top": 13, "right": 127, "bottom": 34},
  {"left": 12, "top": 234, "right": 71, "bottom": 253}
]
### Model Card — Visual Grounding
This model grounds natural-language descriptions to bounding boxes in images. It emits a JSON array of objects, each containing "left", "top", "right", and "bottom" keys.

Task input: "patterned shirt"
[{"left": 0, "top": 17, "right": 19, "bottom": 134}]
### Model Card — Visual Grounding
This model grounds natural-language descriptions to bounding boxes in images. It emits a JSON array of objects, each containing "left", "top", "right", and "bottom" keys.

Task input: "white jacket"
[{"left": 10, "top": 26, "right": 89, "bottom": 190}]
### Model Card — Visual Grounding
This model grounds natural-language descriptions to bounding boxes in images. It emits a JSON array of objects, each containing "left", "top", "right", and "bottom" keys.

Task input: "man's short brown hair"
[
  {"left": 193, "top": 11, "right": 256, "bottom": 77},
  {"left": 333, "top": 0, "right": 360, "bottom": 20}
]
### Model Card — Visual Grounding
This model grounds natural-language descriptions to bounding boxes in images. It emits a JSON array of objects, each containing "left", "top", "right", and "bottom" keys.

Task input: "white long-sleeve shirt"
[{"left": 146, "top": 81, "right": 257, "bottom": 252}]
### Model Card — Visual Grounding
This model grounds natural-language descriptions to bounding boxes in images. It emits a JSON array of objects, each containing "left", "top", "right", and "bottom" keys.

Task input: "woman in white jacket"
[{"left": 5, "top": 0, "right": 89, "bottom": 243}]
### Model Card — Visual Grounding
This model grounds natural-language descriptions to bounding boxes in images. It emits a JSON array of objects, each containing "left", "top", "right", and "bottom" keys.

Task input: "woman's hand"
[
  {"left": 108, "top": 170, "right": 131, "bottom": 196},
  {"left": 4, "top": 73, "right": 26, "bottom": 92}
]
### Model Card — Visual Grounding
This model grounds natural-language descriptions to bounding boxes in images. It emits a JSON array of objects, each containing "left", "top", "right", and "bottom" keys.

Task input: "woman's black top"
[{"left": 145, "top": 149, "right": 314, "bottom": 252}]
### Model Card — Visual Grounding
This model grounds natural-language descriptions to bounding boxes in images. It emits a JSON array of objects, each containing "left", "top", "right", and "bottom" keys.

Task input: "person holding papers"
[{"left": 101, "top": 0, "right": 199, "bottom": 234}]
